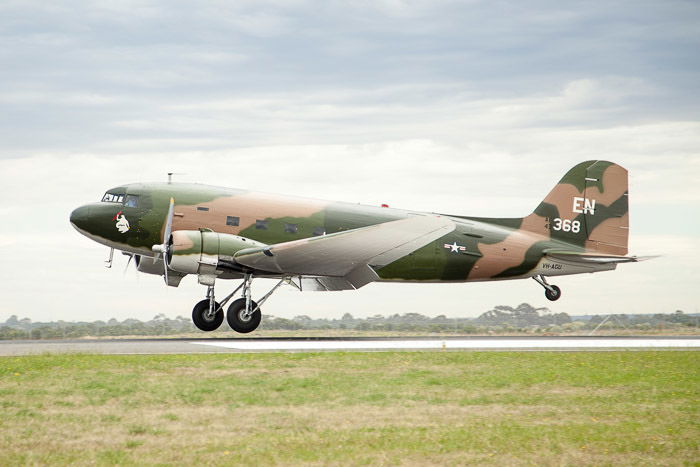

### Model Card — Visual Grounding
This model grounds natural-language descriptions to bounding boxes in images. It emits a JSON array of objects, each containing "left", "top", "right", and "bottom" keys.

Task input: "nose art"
[{"left": 69, "top": 205, "right": 91, "bottom": 230}]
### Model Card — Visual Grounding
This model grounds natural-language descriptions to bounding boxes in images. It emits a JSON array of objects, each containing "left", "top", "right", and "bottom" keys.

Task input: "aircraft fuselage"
[{"left": 70, "top": 181, "right": 614, "bottom": 284}]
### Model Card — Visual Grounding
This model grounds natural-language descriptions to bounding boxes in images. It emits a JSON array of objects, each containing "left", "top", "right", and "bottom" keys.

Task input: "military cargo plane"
[{"left": 70, "top": 160, "right": 644, "bottom": 333}]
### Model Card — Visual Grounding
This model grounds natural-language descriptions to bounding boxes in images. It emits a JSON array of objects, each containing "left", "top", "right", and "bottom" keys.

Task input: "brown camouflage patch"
[
  {"left": 468, "top": 230, "right": 543, "bottom": 279},
  {"left": 168, "top": 192, "right": 328, "bottom": 237},
  {"left": 519, "top": 213, "right": 550, "bottom": 237},
  {"left": 171, "top": 230, "right": 196, "bottom": 253},
  {"left": 543, "top": 183, "right": 584, "bottom": 218},
  {"left": 585, "top": 164, "right": 628, "bottom": 206}
]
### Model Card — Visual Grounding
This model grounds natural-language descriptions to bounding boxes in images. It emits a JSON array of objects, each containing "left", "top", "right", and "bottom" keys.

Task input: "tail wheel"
[
  {"left": 545, "top": 285, "right": 562, "bottom": 302},
  {"left": 192, "top": 299, "right": 224, "bottom": 332},
  {"left": 227, "top": 298, "right": 262, "bottom": 333}
]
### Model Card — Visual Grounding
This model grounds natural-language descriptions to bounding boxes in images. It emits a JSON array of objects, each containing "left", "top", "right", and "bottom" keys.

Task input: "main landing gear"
[
  {"left": 191, "top": 274, "right": 286, "bottom": 333},
  {"left": 532, "top": 275, "right": 562, "bottom": 302}
]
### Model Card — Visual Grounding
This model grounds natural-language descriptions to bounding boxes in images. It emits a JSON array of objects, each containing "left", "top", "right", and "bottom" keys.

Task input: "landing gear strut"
[
  {"left": 533, "top": 275, "right": 562, "bottom": 302},
  {"left": 227, "top": 274, "right": 260, "bottom": 333},
  {"left": 191, "top": 274, "right": 287, "bottom": 333}
]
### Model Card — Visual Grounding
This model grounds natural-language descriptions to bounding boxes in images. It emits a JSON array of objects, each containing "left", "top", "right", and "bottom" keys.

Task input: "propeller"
[
  {"left": 121, "top": 253, "right": 142, "bottom": 284},
  {"left": 122, "top": 252, "right": 136, "bottom": 275},
  {"left": 152, "top": 197, "right": 175, "bottom": 285}
]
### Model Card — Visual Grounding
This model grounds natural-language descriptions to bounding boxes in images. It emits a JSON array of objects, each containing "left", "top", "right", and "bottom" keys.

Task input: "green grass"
[{"left": 0, "top": 352, "right": 698, "bottom": 465}]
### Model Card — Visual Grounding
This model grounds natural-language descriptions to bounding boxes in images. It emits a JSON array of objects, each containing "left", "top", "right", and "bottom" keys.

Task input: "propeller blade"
[
  {"left": 163, "top": 197, "right": 175, "bottom": 247},
  {"left": 123, "top": 253, "right": 134, "bottom": 276},
  {"left": 151, "top": 198, "right": 176, "bottom": 286},
  {"left": 162, "top": 198, "right": 175, "bottom": 285}
]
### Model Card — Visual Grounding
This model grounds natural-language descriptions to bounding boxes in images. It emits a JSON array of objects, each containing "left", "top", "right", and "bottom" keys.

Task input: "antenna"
[{"left": 167, "top": 172, "right": 185, "bottom": 184}]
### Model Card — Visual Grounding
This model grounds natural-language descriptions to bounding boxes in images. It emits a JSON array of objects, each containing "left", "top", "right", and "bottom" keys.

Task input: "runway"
[{"left": 0, "top": 336, "right": 699, "bottom": 355}]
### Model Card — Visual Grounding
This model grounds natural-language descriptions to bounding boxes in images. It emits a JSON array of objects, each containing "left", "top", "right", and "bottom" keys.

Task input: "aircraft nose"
[{"left": 69, "top": 205, "right": 91, "bottom": 230}]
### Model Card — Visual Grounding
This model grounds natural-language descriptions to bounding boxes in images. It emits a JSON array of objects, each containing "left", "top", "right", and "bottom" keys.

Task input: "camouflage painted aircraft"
[{"left": 70, "top": 160, "right": 645, "bottom": 333}]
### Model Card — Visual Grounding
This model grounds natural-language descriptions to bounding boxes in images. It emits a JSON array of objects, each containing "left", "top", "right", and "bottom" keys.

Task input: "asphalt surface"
[{"left": 0, "top": 336, "right": 699, "bottom": 355}]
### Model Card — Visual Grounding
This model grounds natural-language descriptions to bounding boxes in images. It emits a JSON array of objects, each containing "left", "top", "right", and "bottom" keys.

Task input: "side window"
[
  {"left": 313, "top": 226, "right": 326, "bottom": 236},
  {"left": 124, "top": 195, "right": 139, "bottom": 208},
  {"left": 226, "top": 216, "right": 240, "bottom": 227},
  {"left": 197, "top": 207, "right": 210, "bottom": 212},
  {"left": 284, "top": 223, "right": 298, "bottom": 234},
  {"left": 255, "top": 219, "right": 268, "bottom": 230}
]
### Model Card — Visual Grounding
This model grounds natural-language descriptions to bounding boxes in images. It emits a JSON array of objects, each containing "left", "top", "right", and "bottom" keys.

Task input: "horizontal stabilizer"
[{"left": 545, "top": 251, "right": 657, "bottom": 264}]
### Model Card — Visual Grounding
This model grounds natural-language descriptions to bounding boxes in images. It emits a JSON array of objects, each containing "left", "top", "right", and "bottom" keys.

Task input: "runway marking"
[{"left": 191, "top": 338, "right": 700, "bottom": 351}]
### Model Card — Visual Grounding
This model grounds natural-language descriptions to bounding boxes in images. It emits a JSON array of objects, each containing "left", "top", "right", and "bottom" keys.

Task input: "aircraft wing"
[{"left": 234, "top": 215, "right": 455, "bottom": 290}]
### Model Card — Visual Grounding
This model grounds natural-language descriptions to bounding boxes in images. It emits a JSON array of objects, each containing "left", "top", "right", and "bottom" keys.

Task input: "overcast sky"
[{"left": 1, "top": 0, "right": 699, "bottom": 323}]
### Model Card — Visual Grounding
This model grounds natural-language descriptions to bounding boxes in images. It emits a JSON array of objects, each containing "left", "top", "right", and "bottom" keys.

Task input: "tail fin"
[{"left": 526, "top": 160, "right": 629, "bottom": 255}]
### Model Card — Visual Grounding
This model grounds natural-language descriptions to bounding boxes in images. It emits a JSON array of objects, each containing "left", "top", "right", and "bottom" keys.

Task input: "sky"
[{"left": 1, "top": 0, "right": 699, "bottom": 323}]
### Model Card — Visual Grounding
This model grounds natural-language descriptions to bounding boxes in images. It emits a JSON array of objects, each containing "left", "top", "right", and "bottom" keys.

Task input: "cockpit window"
[
  {"left": 101, "top": 192, "right": 124, "bottom": 203},
  {"left": 124, "top": 195, "right": 139, "bottom": 208}
]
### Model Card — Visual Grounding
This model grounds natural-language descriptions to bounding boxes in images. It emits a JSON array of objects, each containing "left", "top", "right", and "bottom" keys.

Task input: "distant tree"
[
  {"left": 475, "top": 303, "right": 570, "bottom": 327},
  {"left": 5, "top": 315, "right": 19, "bottom": 326}
]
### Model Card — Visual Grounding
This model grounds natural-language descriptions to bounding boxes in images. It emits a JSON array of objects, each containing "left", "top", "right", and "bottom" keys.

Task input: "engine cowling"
[
  {"left": 167, "top": 230, "right": 266, "bottom": 275},
  {"left": 132, "top": 255, "right": 184, "bottom": 286}
]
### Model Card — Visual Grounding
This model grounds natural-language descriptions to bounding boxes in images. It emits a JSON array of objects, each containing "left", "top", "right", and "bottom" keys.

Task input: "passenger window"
[
  {"left": 197, "top": 207, "right": 209, "bottom": 212},
  {"left": 284, "top": 223, "right": 298, "bottom": 234},
  {"left": 313, "top": 227, "right": 326, "bottom": 236},
  {"left": 226, "top": 216, "right": 240, "bottom": 227},
  {"left": 256, "top": 220, "right": 268, "bottom": 230},
  {"left": 124, "top": 195, "right": 139, "bottom": 208}
]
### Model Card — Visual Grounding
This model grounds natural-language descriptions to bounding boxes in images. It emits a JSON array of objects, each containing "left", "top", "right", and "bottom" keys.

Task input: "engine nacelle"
[
  {"left": 133, "top": 255, "right": 184, "bottom": 286},
  {"left": 168, "top": 230, "right": 266, "bottom": 275}
]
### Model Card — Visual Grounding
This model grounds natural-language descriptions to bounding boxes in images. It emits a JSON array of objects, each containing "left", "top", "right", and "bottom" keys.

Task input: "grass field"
[{"left": 0, "top": 352, "right": 698, "bottom": 465}]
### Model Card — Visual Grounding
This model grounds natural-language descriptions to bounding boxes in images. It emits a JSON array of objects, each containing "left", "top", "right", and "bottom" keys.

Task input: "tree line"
[{"left": 0, "top": 304, "right": 697, "bottom": 339}]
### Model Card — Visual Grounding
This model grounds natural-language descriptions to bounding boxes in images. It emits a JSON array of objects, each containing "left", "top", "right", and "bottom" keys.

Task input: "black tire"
[
  {"left": 545, "top": 285, "right": 562, "bottom": 301},
  {"left": 227, "top": 298, "right": 261, "bottom": 333},
  {"left": 192, "top": 299, "right": 224, "bottom": 332}
]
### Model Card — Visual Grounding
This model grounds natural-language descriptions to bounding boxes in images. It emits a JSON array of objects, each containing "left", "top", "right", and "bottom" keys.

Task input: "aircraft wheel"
[
  {"left": 227, "top": 298, "right": 262, "bottom": 333},
  {"left": 545, "top": 285, "right": 562, "bottom": 302},
  {"left": 192, "top": 299, "right": 224, "bottom": 332}
]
